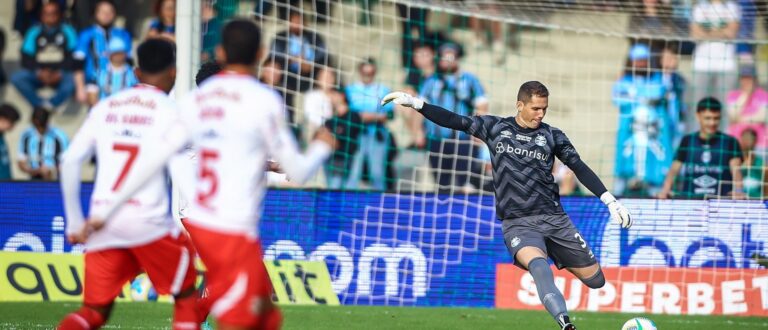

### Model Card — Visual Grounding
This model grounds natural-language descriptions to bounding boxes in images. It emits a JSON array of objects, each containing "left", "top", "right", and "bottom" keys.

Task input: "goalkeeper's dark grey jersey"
[{"left": 465, "top": 116, "right": 583, "bottom": 220}]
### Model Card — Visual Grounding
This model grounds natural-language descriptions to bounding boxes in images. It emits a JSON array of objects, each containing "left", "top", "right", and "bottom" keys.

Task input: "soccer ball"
[
  {"left": 130, "top": 274, "right": 158, "bottom": 301},
  {"left": 621, "top": 317, "right": 657, "bottom": 330}
]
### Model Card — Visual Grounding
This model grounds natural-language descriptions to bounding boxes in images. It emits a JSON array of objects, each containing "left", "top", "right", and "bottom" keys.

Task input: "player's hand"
[
  {"left": 600, "top": 192, "right": 632, "bottom": 229},
  {"left": 656, "top": 191, "right": 669, "bottom": 199},
  {"left": 381, "top": 92, "right": 424, "bottom": 110},
  {"left": 86, "top": 218, "right": 107, "bottom": 231},
  {"left": 67, "top": 230, "right": 87, "bottom": 244}
]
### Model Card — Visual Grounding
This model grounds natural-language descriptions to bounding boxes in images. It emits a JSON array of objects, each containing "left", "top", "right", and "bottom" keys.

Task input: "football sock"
[
  {"left": 173, "top": 289, "right": 201, "bottom": 330},
  {"left": 259, "top": 307, "right": 283, "bottom": 330},
  {"left": 57, "top": 306, "right": 106, "bottom": 330},
  {"left": 528, "top": 257, "right": 569, "bottom": 324}
]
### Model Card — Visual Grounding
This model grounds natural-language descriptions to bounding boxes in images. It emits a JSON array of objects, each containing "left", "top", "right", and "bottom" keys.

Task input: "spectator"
[
  {"left": 658, "top": 97, "right": 744, "bottom": 199},
  {"left": 87, "top": 38, "right": 137, "bottom": 105},
  {"left": 304, "top": 66, "right": 337, "bottom": 138},
  {"left": 417, "top": 42, "right": 488, "bottom": 191},
  {"left": 740, "top": 128, "right": 766, "bottom": 198},
  {"left": 736, "top": 0, "right": 757, "bottom": 57},
  {"left": 629, "top": 0, "right": 677, "bottom": 52},
  {"left": 17, "top": 107, "right": 69, "bottom": 180},
  {"left": 468, "top": 3, "right": 507, "bottom": 64},
  {"left": 70, "top": 0, "right": 143, "bottom": 37},
  {"left": 201, "top": 0, "right": 222, "bottom": 62},
  {"left": 726, "top": 64, "right": 767, "bottom": 150},
  {"left": 344, "top": 58, "right": 394, "bottom": 190},
  {"left": 659, "top": 47, "right": 687, "bottom": 146},
  {"left": 396, "top": 3, "right": 429, "bottom": 67},
  {"left": 269, "top": 9, "right": 328, "bottom": 95},
  {"left": 0, "top": 104, "right": 21, "bottom": 180},
  {"left": 146, "top": 0, "right": 176, "bottom": 42},
  {"left": 11, "top": 1, "right": 77, "bottom": 111},
  {"left": 324, "top": 91, "right": 363, "bottom": 189},
  {"left": 73, "top": 0, "right": 133, "bottom": 106},
  {"left": 404, "top": 42, "right": 435, "bottom": 96},
  {"left": 689, "top": 0, "right": 740, "bottom": 131},
  {"left": 254, "top": 0, "right": 333, "bottom": 24},
  {"left": 612, "top": 43, "right": 672, "bottom": 197},
  {"left": 0, "top": 28, "right": 6, "bottom": 88}
]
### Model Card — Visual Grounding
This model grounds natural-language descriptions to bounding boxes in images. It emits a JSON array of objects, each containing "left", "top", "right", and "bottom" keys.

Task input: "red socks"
[{"left": 57, "top": 307, "right": 106, "bottom": 330}]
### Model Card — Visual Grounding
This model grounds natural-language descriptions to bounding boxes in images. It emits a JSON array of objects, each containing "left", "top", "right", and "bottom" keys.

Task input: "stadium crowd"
[{"left": 0, "top": 0, "right": 766, "bottom": 199}]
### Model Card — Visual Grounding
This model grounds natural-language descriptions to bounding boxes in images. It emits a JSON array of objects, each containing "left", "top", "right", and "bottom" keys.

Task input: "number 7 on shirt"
[{"left": 112, "top": 143, "right": 139, "bottom": 191}]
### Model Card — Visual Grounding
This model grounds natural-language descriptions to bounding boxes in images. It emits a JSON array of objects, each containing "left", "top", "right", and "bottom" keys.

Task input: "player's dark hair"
[
  {"left": 221, "top": 19, "right": 261, "bottom": 66},
  {"left": 696, "top": 97, "right": 722, "bottom": 113},
  {"left": 137, "top": 38, "right": 176, "bottom": 74},
  {"left": 517, "top": 81, "right": 549, "bottom": 103},
  {"left": 0, "top": 104, "right": 20, "bottom": 123},
  {"left": 31, "top": 107, "right": 50, "bottom": 128},
  {"left": 195, "top": 61, "right": 222, "bottom": 86},
  {"left": 93, "top": 0, "right": 116, "bottom": 15}
]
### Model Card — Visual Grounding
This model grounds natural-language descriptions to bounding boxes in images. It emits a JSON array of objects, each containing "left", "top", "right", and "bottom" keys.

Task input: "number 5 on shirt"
[{"left": 197, "top": 148, "right": 219, "bottom": 210}]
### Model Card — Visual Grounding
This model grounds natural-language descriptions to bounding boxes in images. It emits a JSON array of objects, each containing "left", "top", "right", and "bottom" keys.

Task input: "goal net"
[{"left": 182, "top": 0, "right": 768, "bottom": 313}]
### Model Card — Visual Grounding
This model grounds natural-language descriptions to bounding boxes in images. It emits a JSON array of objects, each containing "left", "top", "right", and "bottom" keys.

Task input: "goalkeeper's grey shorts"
[{"left": 502, "top": 213, "right": 597, "bottom": 270}]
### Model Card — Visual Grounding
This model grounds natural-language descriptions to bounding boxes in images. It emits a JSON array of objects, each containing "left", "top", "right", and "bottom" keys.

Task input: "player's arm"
[
  {"left": 381, "top": 92, "right": 473, "bottom": 131},
  {"left": 729, "top": 157, "right": 744, "bottom": 198},
  {"left": 659, "top": 137, "right": 689, "bottom": 199},
  {"left": 266, "top": 95, "right": 334, "bottom": 184},
  {"left": 59, "top": 114, "right": 98, "bottom": 243},
  {"left": 553, "top": 128, "right": 632, "bottom": 228},
  {"left": 658, "top": 160, "right": 683, "bottom": 199}
]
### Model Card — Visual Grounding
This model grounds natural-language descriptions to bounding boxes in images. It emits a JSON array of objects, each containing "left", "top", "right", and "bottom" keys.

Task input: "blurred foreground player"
[
  {"left": 58, "top": 39, "right": 200, "bottom": 330},
  {"left": 383, "top": 81, "right": 633, "bottom": 330},
  {"left": 178, "top": 19, "right": 334, "bottom": 330}
]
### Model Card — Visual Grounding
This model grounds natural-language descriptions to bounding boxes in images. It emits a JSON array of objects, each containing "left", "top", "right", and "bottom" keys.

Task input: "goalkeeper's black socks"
[{"left": 527, "top": 257, "right": 571, "bottom": 328}]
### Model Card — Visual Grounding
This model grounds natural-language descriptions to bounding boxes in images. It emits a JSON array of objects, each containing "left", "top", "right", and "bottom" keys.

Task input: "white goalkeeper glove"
[
  {"left": 381, "top": 92, "right": 424, "bottom": 110},
  {"left": 600, "top": 192, "right": 633, "bottom": 229}
]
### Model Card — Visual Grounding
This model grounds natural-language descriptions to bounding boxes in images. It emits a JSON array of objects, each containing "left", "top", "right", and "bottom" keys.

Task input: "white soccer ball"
[
  {"left": 621, "top": 317, "right": 657, "bottom": 330},
  {"left": 130, "top": 274, "right": 158, "bottom": 301}
]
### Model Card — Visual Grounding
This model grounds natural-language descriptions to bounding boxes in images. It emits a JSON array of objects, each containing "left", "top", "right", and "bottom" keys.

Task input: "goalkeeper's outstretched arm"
[{"left": 382, "top": 92, "right": 472, "bottom": 131}]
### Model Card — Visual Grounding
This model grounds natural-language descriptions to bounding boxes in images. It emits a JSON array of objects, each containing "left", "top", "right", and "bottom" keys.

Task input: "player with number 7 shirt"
[{"left": 58, "top": 39, "right": 200, "bottom": 330}]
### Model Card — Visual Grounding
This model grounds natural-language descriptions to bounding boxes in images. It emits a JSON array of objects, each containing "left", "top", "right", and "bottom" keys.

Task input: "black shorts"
[{"left": 502, "top": 213, "right": 597, "bottom": 270}]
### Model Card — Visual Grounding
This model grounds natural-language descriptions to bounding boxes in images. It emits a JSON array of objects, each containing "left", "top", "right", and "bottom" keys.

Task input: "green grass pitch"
[{"left": 0, "top": 302, "right": 766, "bottom": 329}]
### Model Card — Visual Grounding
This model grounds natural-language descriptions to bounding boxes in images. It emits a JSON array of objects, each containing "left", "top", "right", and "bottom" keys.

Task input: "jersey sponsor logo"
[
  {"left": 534, "top": 134, "right": 547, "bottom": 147},
  {"left": 108, "top": 95, "right": 157, "bottom": 110},
  {"left": 693, "top": 175, "right": 717, "bottom": 188},
  {"left": 515, "top": 134, "right": 531, "bottom": 142},
  {"left": 495, "top": 142, "right": 550, "bottom": 161}
]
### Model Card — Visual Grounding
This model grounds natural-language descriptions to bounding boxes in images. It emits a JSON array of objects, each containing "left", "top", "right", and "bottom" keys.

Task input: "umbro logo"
[{"left": 501, "top": 130, "right": 513, "bottom": 137}]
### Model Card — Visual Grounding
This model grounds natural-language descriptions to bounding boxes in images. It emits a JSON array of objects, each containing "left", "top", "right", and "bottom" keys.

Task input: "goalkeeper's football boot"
[{"left": 557, "top": 314, "right": 576, "bottom": 330}]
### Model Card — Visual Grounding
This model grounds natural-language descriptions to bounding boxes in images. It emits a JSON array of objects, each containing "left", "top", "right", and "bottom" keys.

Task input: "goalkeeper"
[{"left": 383, "top": 81, "right": 632, "bottom": 330}]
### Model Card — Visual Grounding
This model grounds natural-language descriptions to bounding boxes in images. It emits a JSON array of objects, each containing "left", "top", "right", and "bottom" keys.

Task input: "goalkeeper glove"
[
  {"left": 600, "top": 192, "right": 632, "bottom": 229},
  {"left": 381, "top": 92, "right": 424, "bottom": 110}
]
